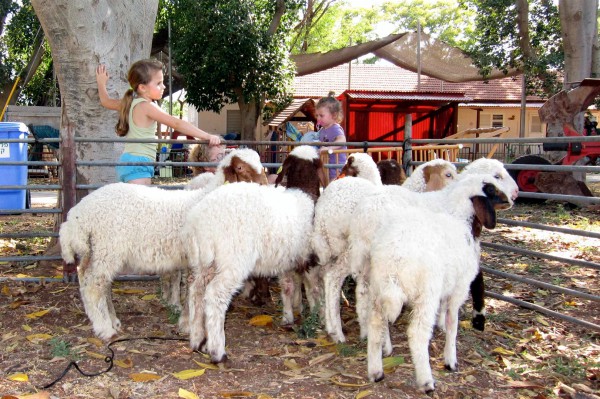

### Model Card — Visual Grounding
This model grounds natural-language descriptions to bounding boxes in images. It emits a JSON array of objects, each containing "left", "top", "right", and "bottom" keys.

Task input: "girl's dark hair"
[
  {"left": 316, "top": 91, "right": 343, "bottom": 123},
  {"left": 116, "top": 59, "right": 164, "bottom": 136}
]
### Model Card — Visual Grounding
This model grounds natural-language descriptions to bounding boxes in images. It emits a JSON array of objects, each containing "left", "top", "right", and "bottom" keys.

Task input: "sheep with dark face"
[
  {"left": 366, "top": 175, "right": 511, "bottom": 394},
  {"left": 59, "top": 149, "right": 267, "bottom": 341},
  {"left": 376, "top": 159, "right": 406, "bottom": 185},
  {"left": 183, "top": 145, "right": 326, "bottom": 362}
]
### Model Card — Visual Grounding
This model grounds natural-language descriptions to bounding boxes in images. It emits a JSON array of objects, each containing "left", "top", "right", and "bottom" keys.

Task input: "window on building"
[
  {"left": 530, "top": 114, "right": 543, "bottom": 134},
  {"left": 479, "top": 113, "right": 504, "bottom": 128},
  {"left": 226, "top": 110, "right": 241, "bottom": 134}
]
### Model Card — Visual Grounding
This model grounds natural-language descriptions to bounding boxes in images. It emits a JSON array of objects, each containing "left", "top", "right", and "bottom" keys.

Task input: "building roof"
[
  {"left": 264, "top": 98, "right": 316, "bottom": 127},
  {"left": 293, "top": 64, "right": 540, "bottom": 103},
  {"left": 342, "top": 90, "right": 472, "bottom": 103}
]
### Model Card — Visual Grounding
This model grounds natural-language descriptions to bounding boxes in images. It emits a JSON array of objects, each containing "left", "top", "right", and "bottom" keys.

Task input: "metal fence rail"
[{"left": 1, "top": 134, "right": 599, "bottom": 331}]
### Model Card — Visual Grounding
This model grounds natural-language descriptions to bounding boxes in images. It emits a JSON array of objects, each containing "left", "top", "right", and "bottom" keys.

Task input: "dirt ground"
[{"left": 0, "top": 178, "right": 599, "bottom": 399}]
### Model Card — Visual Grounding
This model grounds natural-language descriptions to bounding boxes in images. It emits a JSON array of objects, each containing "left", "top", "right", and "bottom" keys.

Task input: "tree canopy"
[
  {"left": 0, "top": 0, "right": 56, "bottom": 108},
  {"left": 460, "top": 0, "right": 564, "bottom": 98},
  {"left": 162, "top": 0, "right": 299, "bottom": 111}
]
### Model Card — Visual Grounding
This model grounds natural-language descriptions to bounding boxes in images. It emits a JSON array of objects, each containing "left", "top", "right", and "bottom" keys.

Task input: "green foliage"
[
  {"left": 0, "top": 0, "right": 57, "bottom": 105},
  {"left": 165, "top": 0, "right": 299, "bottom": 113},
  {"left": 291, "top": 0, "right": 476, "bottom": 57},
  {"left": 49, "top": 337, "right": 79, "bottom": 360},
  {"left": 293, "top": 303, "right": 321, "bottom": 339},
  {"left": 336, "top": 341, "right": 365, "bottom": 357},
  {"left": 381, "top": 0, "right": 476, "bottom": 49},
  {"left": 459, "top": 0, "right": 562, "bottom": 98}
]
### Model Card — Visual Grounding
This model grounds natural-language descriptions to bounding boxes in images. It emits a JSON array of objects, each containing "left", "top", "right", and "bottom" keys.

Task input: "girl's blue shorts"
[{"left": 116, "top": 153, "right": 155, "bottom": 182}]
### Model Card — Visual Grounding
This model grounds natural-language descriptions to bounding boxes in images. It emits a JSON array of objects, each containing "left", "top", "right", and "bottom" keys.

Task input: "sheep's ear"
[
  {"left": 339, "top": 156, "right": 357, "bottom": 177},
  {"left": 422, "top": 165, "right": 432, "bottom": 182},
  {"left": 471, "top": 195, "right": 496, "bottom": 230},
  {"left": 222, "top": 157, "right": 240, "bottom": 183},
  {"left": 315, "top": 158, "right": 327, "bottom": 188},
  {"left": 275, "top": 156, "right": 291, "bottom": 187}
]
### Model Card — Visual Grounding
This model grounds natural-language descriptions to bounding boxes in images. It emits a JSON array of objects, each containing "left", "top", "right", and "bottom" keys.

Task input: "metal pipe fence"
[{"left": 1, "top": 134, "right": 599, "bottom": 331}]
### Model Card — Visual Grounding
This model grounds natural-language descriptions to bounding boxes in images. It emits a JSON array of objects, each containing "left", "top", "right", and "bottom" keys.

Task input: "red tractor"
[{"left": 509, "top": 79, "right": 600, "bottom": 201}]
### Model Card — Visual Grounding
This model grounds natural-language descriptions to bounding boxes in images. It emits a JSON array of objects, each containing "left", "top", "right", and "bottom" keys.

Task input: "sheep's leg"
[
  {"left": 178, "top": 269, "right": 192, "bottom": 334},
  {"left": 160, "top": 271, "right": 183, "bottom": 311},
  {"left": 407, "top": 300, "right": 438, "bottom": 394},
  {"left": 303, "top": 266, "right": 323, "bottom": 320},
  {"left": 105, "top": 281, "right": 121, "bottom": 332},
  {"left": 442, "top": 298, "right": 462, "bottom": 372},
  {"left": 324, "top": 252, "right": 352, "bottom": 343},
  {"left": 279, "top": 271, "right": 297, "bottom": 325},
  {"left": 323, "top": 262, "right": 348, "bottom": 343},
  {"left": 367, "top": 297, "right": 386, "bottom": 382},
  {"left": 78, "top": 262, "right": 118, "bottom": 341},
  {"left": 188, "top": 264, "right": 216, "bottom": 352},
  {"left": 470, "top": 270, "right": 486, "bottom": 331},
  {"left": 436, "top": 298, "right": 448, "bottom": 332},
  {"left": 355, "top": 269, "right": 370, "bottom": 340},
  {"left": 203, "top": 269, "right": 245, "bottom": 363},
  {"left": 292, "top": 271, "right": 304, "bottom": 316}
]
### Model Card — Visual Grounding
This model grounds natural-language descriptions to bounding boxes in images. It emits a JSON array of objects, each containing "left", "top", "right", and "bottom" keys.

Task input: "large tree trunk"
[
  {"left": 545, "top": 0, "right": 599, "bottom": 139},
  {"left": 30, "top": 0, "right": 157, "bottom": 264},
  {"left": 31, "top": 0, "right": 158, "bottom": 190}
]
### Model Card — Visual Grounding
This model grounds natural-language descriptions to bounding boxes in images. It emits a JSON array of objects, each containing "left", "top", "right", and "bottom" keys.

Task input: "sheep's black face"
[
  {"left": 482, "top": 182, "right": 511, "bottom": 210},
  {"left": 339, "top": 156, "right": 359, "bottom": 177}
]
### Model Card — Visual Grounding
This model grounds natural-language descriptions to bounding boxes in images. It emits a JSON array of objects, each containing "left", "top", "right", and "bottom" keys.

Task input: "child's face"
[
  {"left": 316, "top": 107, "right": 336, "bottom": 128},
  {"left": 139, "top": 70, "right": 165, "bottom": 101},
  {"left": 206, "top": 145, "right": 226, "bottom": 173}
]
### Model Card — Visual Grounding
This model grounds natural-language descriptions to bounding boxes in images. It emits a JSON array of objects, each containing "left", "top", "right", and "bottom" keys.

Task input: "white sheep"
[
  {"left": 343, "top": 158, "right": 519, "bottom": 343},
  {"left": 366, "top": 175, "right": 510, "bottom": 393},
  {"left": 59, "top": 149, "right": 268, "bottom": 341},
  {"left": 314, "top": 159, "right": 459, "bottom": 343},
  {"left": 184, "top": 145, "right": 325, "bottom": 362}
]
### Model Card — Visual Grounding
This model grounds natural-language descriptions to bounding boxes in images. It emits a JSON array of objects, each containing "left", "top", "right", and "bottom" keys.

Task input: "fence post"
[
  {"left": 402, "top": 113, "right": 413, "bottom": 176},
  {"left": 61, "top": 122, "right": 77, "bottom": 281}
]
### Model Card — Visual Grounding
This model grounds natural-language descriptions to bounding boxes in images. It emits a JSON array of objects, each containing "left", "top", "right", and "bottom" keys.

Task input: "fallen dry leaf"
[
  {"left": 492, "top": 347, "right": 515, "bottom": 356},
  {"left": 25, "top": 333, "right": 52, "bottom": 343},
  {"left": 178, "top": 388, "right": 199, "bottom": 399},
  {"left": 192, "top": 359, "right": 220, "bottom": 370},
  {"left": 218, "top": 392, "right": 254, "bottom": 397},
  {"left": 355, "top": 390, "right": 373, "bottom": 399},
  {"left": 25, "top": 309, "right": 51, "bottom": 319},
  {"left": 114, "top": 358, "right": 134, "bottom": 368},
  {"left": 129, "top": 372, "right": 161, "bottom": 382},
  {"left": 171, "top": 368, "right": 206, "bottom": 380},
  {"left": 16, "top": 393, "right": 51, "bottom": 399},
  {"left": 7, "top": 373, "right": 28, "bottom": 382},
  {"left": 248, "top": 314, "right": 273, "bottom": 327}
]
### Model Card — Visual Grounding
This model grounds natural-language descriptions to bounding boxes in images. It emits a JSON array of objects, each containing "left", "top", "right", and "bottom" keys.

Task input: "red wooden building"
[{"left": 337, "top": 90, "right": 473, "bottom": 142}]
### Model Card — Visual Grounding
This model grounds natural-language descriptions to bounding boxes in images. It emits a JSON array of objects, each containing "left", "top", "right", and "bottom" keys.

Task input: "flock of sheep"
[{"left": 59, "top": 145, "right": 519, "bottom": 394}]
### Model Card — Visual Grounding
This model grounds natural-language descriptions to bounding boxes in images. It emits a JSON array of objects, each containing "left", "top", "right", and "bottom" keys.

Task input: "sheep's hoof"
[
  {"left": 370, "top": 372, "right": 384, "bottom": 383},
  {"left": 472, "top": 314, "right": 486, "bottom": 331},
  {"left": 420, "top": 381, "right": 435, "bottom": 395},
  {"left": 96, "top": 328, "right": 118, "bottom": 342},
  {"left": 211, "top": 353, "right": 228, "bottom": 364},
  {"left": 190, "top": 338, "right": 207, "bottom": 352},
  {"left": 444, "top": 363, "right": 458, "bottom": 372}
]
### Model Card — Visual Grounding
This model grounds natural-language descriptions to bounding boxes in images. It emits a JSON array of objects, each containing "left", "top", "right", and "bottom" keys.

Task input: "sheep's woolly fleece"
[
  {"left": 290, "top": 145, "right": 319, "bottom": 160},
  {"left": 462, "top": 157, "right": 506, "bottom": 175}
]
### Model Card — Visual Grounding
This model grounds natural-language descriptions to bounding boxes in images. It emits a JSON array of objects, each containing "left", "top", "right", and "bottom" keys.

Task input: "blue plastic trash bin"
[{"left": 0, "top": 122, "right": 29, "bottom": 210}]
